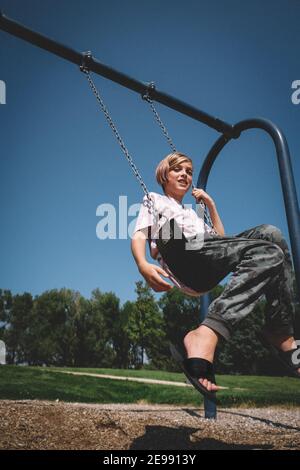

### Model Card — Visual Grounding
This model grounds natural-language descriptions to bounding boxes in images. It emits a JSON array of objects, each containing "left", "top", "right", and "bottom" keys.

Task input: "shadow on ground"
[{"left": 130, "top": 425, "right": 274, "bottom": 450}]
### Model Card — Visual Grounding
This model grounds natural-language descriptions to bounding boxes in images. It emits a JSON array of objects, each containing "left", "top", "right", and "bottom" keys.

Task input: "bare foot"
[
  {"left": 263, "top": 331, "right": 300, "bottom": 374},
  {"left": 183, "top": 325, "right": 220, "bottom": 392}
]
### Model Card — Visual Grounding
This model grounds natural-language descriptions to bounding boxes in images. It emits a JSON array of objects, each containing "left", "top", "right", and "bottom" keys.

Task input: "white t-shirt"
[{"left": 133, "top": 192, "right": 215, "bottom": 296}]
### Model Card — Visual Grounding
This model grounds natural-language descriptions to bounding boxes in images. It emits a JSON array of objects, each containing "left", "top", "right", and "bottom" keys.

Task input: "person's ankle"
[{"left": 183, "top": 326, "right": 218, "bottom": 362}]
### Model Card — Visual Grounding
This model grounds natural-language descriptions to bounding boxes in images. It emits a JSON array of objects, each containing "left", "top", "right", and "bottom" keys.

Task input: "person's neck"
[{"left": 165, "top": 191, "right": 184, "bottom": 205}]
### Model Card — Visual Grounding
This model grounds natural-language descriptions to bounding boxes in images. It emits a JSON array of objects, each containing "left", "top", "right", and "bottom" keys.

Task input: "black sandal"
[
  {"left": 169, "top": 343, "right": 217, "bottom": 402},
  {"left": 256, "top": 331, "right": 300, "bottom": 379}
]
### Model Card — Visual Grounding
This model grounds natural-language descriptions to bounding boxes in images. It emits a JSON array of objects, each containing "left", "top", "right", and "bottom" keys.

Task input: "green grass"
[{"left": 0, "top": 365, "right": 299, "bottom": 408}]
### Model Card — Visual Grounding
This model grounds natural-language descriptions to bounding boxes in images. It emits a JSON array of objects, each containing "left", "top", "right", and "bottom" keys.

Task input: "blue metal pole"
[
  {"left": 234, "top": 119, "right": 300, "bottom": 300},
  {"left": 197, "top": 118, "right": 300, "bottom": 418},
  {"left": 199, "top": 293, "right": 217, "bottom": 419},
  {"left": 0, "top": 10, "right": 235, "bottom": 138},
  {"left": 197, "top": 119, "right": 300, "bottom": 420},
  {"left": 197, "top": 119, "right": 300, "bottom": 302}
]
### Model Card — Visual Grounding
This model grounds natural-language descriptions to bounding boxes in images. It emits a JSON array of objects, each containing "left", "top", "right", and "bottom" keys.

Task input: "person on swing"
[{"left": 131, "top": 152, "right": 300, "bottom": 400}]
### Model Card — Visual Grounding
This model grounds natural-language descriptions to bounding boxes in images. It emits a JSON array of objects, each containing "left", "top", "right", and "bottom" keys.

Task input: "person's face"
[{"left": 164, "top": 160, "right": 193, "bottom": 200}]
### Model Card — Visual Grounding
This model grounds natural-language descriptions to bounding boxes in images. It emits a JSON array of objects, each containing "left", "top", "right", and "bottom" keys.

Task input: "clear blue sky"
[{"left": 0, "top": 0, "right": 299, "bottom": 306}]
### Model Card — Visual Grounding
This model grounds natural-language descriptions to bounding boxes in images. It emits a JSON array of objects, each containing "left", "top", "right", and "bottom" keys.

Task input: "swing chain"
[
  {"left": 80, "top": 52, "right": 217, "bottom": 235},
  {"left": 80, "top": 52, "right": 159, "bottom": 221},
  {"left": 142, "top": 82, "right": 217, "bottom": 235},
  {"left": 142, "top": 82, "right": 177, "bottom": 153}
]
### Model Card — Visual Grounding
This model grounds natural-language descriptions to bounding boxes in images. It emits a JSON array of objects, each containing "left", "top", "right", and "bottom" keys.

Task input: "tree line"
[{"left": 0, "top": 281, "right": 299, "bottom": 375}]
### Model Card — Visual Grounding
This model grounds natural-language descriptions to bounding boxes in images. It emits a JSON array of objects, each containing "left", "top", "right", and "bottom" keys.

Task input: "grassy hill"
[{"left": 0, "top": 365, "right": 299, "bottom": 407}]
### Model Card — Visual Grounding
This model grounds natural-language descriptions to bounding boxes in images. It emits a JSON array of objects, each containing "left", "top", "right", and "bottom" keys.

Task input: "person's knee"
[
  {"left": 260, "top": 224, "right": 284, "bottom": 244},
  {"left": 270, "top": 243, "right": 285, "bottom": 265}
]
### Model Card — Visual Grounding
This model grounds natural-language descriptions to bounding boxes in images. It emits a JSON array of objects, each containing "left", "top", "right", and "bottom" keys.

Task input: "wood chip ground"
[{"left": 0, "top": 400, "right": 299, "bottom": 450}]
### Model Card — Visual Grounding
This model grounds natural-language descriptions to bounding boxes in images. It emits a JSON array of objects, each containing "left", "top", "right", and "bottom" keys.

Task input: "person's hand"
[
  {"left": 192, "top": 188, "right": 214, "bottom": 207},
  {"left": 138, "top": 261, "right": 173, "bottom": 292}
]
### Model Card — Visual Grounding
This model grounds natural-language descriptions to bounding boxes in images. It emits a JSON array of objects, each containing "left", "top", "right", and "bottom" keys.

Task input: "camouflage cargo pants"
[{"left": 198, "top": 224, "right": 296, "bottom": 340}]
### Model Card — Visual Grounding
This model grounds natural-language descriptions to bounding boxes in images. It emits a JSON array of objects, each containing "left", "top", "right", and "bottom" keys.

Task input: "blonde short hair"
[{"left": 155, "top": 152, "right": 193, "bottom": 192}]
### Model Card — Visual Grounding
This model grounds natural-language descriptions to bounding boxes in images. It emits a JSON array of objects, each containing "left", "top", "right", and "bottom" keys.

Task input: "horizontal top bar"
[{"left": 0, "top": 10, "right": 236, "bottom": 137}]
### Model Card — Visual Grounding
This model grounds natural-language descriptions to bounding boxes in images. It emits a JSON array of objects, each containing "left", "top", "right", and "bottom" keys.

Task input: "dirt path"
[
  {"left": 49, "top": 370, "right": 232, "bottom": 390},
  {"left": 51, "top": 369, "right": 191, "bottom": 387},
  {"left": 1, "top": 400, "right": 299, "bottom": 450}
]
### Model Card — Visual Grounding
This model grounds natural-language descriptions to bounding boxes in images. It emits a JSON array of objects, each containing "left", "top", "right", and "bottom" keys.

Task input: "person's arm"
[
  {"left": 131, "top": 229, "right": 173, "bottom": 292},
  {"left": 206, "top": 200, "right": 225, "bottom": 236},
  {"left": 191, "top": 188, "right": 225, "bottom": 236}
]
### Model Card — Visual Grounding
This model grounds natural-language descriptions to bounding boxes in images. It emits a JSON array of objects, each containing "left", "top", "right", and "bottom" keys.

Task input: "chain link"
[
  {"left": 142, "top": 86, "right": 217, "bottom": 235},
  {"left": 80, "top": 55, "right": 217, "bottom": 235},
  {"left": 80, "top": 65, "right": 160, "bottom": 225},
  {"left": 82, "top": 71, "right": 148, "bottom": 196},
  {"left": 143, "top": 86, "right": 177, "bottom": 152}
]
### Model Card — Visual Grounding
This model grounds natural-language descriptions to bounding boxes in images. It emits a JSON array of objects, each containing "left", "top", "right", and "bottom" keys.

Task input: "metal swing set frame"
[{"left": 1, "top": 10, "right": 299, "bottom": 420}]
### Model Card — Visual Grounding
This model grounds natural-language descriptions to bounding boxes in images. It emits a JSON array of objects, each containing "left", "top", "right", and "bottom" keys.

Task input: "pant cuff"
[{"left": 201, "top": 318, "right": 231, "bottom": 341}]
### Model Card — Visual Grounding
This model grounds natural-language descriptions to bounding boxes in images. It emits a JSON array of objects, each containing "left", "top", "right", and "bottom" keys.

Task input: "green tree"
[
  {"left": 72, "top": 295, "right": 96, "bottom": 367},
  {"left": 215, "top": 300, "right": 267, "bottom": 375},
  {"left": 125, "top": 281, "right": 165, "bottom": 369},
  {"left": 87, "top": 289, "right": 118, "bottom": 367},
  {"left": 113, "top": 301, "right": 132, "bottom": 368},
  {"left": 26, "top": 289, "right": 79, "bottom": 366},
  {"left": 0, "top": 289, "right": 13, "bottom": 326},
  {"left": 3, "top": 292, "right": 33, "bottom": 364},
  {"left": 157, "top": 288, "right": 201, "bottom": 371},
  {"left": 0, "top": 290, "right": 13, "bottom": 347}
]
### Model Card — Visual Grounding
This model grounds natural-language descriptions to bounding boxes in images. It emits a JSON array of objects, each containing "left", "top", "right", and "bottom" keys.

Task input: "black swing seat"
[{"left": 169, "top": 343, "right": 217, "bottom": 402}]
